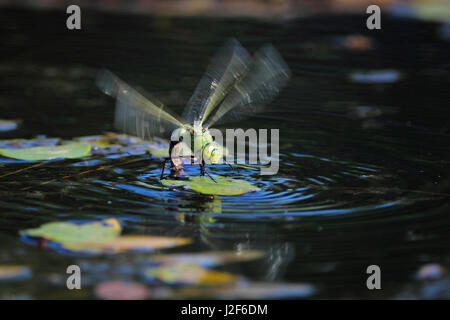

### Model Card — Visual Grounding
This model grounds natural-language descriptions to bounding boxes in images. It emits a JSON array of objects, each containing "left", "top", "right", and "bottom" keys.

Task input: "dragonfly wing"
[
  {"left": 97, "top": 70, "right": 186, "bottom": 139},
  {"left": 182, "top": 38, "right": 251, "bottom": 125},
  {"left": 204, "top": 45, "right": 290, "bottom": 128}
]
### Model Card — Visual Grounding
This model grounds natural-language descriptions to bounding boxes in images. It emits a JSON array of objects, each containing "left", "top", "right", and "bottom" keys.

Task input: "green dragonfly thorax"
[{"left": 171, "top": 123, "right": 222, "bottom": 165}]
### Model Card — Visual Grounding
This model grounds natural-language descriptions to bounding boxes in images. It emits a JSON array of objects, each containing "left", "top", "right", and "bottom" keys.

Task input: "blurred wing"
[
  {"left": 182, "top": 38, "right": 251, "bottom": 125},
  {"left": 204, "top": 45, "right": 291, "bottom": 128},
  {"left": 97, "top": 70, "right": 186, "bottom": 139}
]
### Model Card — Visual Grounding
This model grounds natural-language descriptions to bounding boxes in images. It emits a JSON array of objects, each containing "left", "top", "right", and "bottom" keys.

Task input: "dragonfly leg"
[
  {"left": 160, "top": 157, "right": 169, "bottom": 180},
  {"left": 205, "top": 170, "right": 217, "bottom": 183},
  {"left": 200, "top": 160, "right": 217, "bottom": 183},
  {"left": 200, "top": 159, "right": 205, "bottom": 177}
]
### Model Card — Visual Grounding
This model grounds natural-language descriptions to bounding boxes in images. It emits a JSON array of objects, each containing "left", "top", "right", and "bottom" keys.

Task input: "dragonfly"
[{"left": 96, "top": 39, "right": 290, "bottom": 180}]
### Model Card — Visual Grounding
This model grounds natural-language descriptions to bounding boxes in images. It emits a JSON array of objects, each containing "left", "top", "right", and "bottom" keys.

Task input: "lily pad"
[
  {"left": 63, "top": 235, "right": 191, "bottom": 254},
  {"left": 0, "top": 142, "right": 91, "bottom": 161},
  {"left": 151, "top": 251, "right": 264, "bottom": 268},
  {"left": 0, "top": 266, "right": 31, "bottom": 282},
  {"left": 74, "top": 132, "right": 170, "bottom": 157},
  {"left": 143, "top": 263, "right": 237, "bottom": 286},
  {"left": 20, "top": 218, "right": 121, "bottom": 245},
  {"left": 161, "top": 175, "right": 260, "bottom": 196},
  {"left": 20, "top": 218, "right": 192, "bottom": 255}
]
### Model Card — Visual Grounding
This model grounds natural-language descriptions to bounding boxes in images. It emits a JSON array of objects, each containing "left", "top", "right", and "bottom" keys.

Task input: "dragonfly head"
[{"left": 203, "top": 142, "right": 223, "bottom": 165}]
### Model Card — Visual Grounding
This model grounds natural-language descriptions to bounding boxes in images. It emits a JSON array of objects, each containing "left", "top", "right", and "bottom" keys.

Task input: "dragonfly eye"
[{"left": 203, "top": 142, "right": 223, "bottom": 165}]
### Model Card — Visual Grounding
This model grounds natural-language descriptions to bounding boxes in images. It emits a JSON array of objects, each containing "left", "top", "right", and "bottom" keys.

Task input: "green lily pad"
[
  {"left": 0, "top": 266, "right": 31, "bottom": 282},
  {"left": 74, "top": 132, "right": 170, "bottom": 157},
  {"left": 20, "top": 218, "right": 121, "bottom": 244},
  {"left": 0, "top": 143, "right": 91, "bottom": 161},
  {"left": 143, "top": 263, "right": 238, "bottom": 286},
  {"left": 20, "top": 219, "right": 192, "bottom": 255},
  {"left": 63, "top": 235, "right": 191, "bottom": 254},
  {"left": 151, "top": 250, "right": 264, "bottom": 268},
  {"left": 161, "top": 175, "right": 260, "bottom": 196}
]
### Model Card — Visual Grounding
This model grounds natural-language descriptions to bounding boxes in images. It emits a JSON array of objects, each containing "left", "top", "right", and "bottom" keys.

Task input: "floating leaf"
[
  {"left": 161, "top": 179, "right": 190, "bottom": 187},
  {"left": 64, "top": 235, "right": 191, "bottom": 254},
  {"left": 151, "top": 250, "right": 264, "bottom": 268},
  {"left": 20, "top": 218, "right": 121, "bottom": 245},
  {"left": 0, "top": 119, "right": 20, "bottom": 132},
  {"left": 74, "top": 132, "right": 170, "bottom": 157},
  {"left": 143, "top": 263, "right": 237, "bottom": 286},
  {"left": 0, "top": 143, "right": 91, "bottom": 161},
  {"left": 161, "top": 175, "right": 260, "bottom": 196},
  {"left": 0, "top": 266, "right": 31, "bottom": 282},
  {"left": 95, "top": 281, "right": 149, "bottom": 300},
  {"left": 20, "top": 219, "right": 191, "bottom": 255}
]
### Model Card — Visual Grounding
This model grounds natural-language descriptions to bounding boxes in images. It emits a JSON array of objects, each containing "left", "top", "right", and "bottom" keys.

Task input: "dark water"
[{"left": 0, "top": 7, "right": 449, "bottom": 299}]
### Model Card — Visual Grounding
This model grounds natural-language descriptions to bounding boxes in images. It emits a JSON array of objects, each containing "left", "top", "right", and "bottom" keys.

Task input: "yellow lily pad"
[
  {"left": 64, "top": 235, "right": 191, "bottom": 254},
  {"left": 0, "top": 266, "right": 31, "bottom": 282},
  {"left": 20, "top": 218, "right": 121, "bottom": 244},
  {"left": 161, "top": 175, "right": 260, "bottom": 196},
  {"left": 151, "top": 250, "right": 264, "bottom": 268},
  {"left": 0, "top": 142, "right": 91, "bottom": 161},
  {"left": 20, "top": 218, "right": 192, "bottom": 255},
  {"left": 143, "top": 263, "right": 237, "bottom": 286}
]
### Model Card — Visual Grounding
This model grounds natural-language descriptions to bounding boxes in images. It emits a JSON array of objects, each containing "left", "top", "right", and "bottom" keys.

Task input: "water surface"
[{"left": 0, "top": 8, "right": 449, "bottom": 299}]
